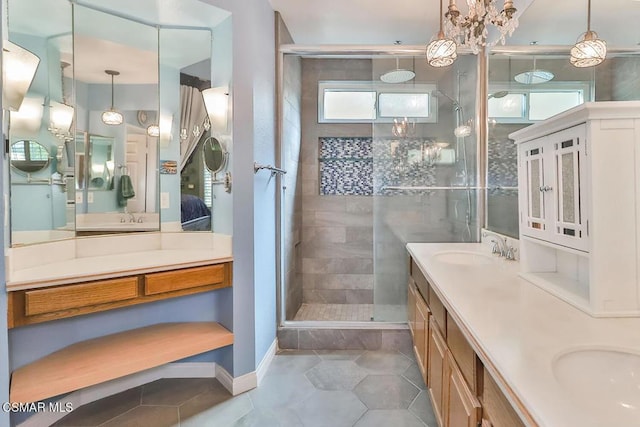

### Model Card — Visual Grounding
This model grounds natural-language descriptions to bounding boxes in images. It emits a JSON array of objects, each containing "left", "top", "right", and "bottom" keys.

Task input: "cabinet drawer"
[
  {"left": 429, "top": 286, "right": 446, "bottom": 336},
  {"left": 25, "top": 277, "right": 139, "bottom": 316},
  {"left": 482, "top": 369, "right": 525, "bottom": 427},
  {"left": 145, "top": 264, "right": 226, "bottom": 296},
  {"left": 447, "top": 312, "right": 479, "bottom": 394}
]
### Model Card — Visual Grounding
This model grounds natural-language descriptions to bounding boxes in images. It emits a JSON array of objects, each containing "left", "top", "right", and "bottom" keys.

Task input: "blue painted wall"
[
  {"left": 2, "top": 8, "right": 277, "bottom": 425},
  {"left": 200, "top": 0, "right": 277, "bottom": 376}
]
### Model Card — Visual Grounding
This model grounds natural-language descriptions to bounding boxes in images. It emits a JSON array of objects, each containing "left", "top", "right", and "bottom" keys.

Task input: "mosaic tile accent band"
[
  {"left": 320, "top": 137, "right": 373, "bottom": 195},
  {"left": 319, "top": 137, "right": 441, "bottom": 196}
]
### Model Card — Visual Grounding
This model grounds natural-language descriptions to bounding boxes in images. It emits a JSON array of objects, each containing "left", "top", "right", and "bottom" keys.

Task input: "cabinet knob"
[{"left": 539, "top": 185, "right": 553, "bottom": 192}]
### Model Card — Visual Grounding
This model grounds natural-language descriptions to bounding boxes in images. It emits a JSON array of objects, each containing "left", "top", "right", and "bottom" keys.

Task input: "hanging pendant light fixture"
[
  {"left": 427, "top": 0, "right": 457, "bottom": 67},
  {"left": 101, "top": 70, "right": 123, "bottom": 125},
  {"left": 570, "top": 0, "right": 606, "bottom": 67}
]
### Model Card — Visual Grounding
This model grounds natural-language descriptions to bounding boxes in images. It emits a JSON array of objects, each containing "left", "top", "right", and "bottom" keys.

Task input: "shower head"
[
  {"left": 488, "top": 91, "right": 509, "bottom": 99},
  {"left": 431, "top": 89, "right": 461, "bottom": 110},
  {"left": 380, "top": 58, "right": 415, "bottom": 84}
]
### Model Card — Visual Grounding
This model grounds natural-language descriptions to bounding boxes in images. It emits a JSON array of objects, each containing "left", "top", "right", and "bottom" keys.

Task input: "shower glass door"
[{"left": 371, "top": 55, "right": 480, "bottom": 322}]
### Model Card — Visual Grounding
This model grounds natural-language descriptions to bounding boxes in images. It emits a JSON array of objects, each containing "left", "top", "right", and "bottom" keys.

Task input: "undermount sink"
[
  {"left": 553, "top": 348, "right": 640, "bottom": 425},
  {"left": 432, "top": 250, "right": 495, "bottom": 266}
]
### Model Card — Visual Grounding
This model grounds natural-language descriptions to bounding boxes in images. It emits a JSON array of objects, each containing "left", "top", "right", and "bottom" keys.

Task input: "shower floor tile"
[{"left": 294, "top": 303, "right": 374, "bottom": 321}]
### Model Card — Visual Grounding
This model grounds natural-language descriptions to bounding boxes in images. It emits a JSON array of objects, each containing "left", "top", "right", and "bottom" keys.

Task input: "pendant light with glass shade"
[
  {"left": 570, "top": 0, "right": 606, "bottom": 67},
  {"left": 514, "top": 57, "right": 554, "bottom": 84},
  {"left": 426, "top": 0, "right": 457, "bottom": 67},
  {"left": 101, "top": 70, "right": 123, "bottom": 125}
]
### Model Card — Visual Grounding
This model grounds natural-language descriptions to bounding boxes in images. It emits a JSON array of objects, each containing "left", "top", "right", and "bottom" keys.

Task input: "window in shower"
[
  {"left": 318, "top": 81, "right": 437, "bottom": 123},
  {"left": 488, "top": 84, "right": 588, "bottom": 124}
]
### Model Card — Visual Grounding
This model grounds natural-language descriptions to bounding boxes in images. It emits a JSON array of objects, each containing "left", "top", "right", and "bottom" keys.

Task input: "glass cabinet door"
[
  {"left": 551, "top": 124, "right": 588, "bottom": 251},
  {"left": 521, "top": 140, "right": 548, "bottom": 238}
]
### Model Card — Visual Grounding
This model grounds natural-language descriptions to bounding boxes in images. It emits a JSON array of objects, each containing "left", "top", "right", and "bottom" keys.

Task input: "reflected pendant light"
[
  {"left": 101, "top": 70, "right": 123, "bottom": 125},
  {"left": 570, "top": 0, "right": 606, "bottom": 68},
  {"left": 146, "top": 125, "right": 160, "bottom": 137},
  {"left": 514, "top": 57, "right": 554, "bottom": 84},
  {"left": 426, "top": 0, "right": 457, "bottom": 67}
]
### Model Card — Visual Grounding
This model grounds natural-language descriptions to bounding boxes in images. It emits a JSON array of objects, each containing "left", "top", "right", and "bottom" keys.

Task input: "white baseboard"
[
  {"left": 257, "top": 338, "right": 277, "bottom": 386},
  {"left": 215, "top": 338, "right": 277, "bottom": 395},
  {"left": 17, "top": 339, "right": 279, "bottom": 427}
]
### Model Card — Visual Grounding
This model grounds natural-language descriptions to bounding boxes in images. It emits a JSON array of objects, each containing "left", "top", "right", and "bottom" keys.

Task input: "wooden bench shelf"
[{"left": 10, "top": 322, "right": 233, "bottom": 403}]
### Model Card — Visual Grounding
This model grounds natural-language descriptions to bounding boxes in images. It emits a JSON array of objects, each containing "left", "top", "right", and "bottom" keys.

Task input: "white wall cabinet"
[
  {"left": 520, "top": 124, "right": 588, "bottom": 252},
  {"left": 511, "top": 102, "right": 640, "bottom": 317}
]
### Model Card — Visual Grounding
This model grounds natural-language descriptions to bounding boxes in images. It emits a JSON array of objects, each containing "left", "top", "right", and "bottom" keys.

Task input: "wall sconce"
[
  {"left": 202, "top": 86, "right": 229, "bottom": 133},
  {"left": 3, "top": 40, "right": 40, "bottom": 111},
  {"left": 10, "top": 95, "right": 44, "bottom": 136},
  {"left": 49, "top": 100, "right": 74, "bottom": 140}
]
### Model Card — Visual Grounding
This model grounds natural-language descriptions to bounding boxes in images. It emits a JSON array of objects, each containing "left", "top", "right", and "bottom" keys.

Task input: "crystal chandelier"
[
  {"left": 392, "top": 117, "right": 416, "bottom": 138},
  {"left": 443, "top": 0, "right": 518, "bottom": 54},
  {"left": 570, "top": 0, "right": 606, "bottom": 68},
  {"left": 426, "top": 0, "right": 457, "bottom": 67}
]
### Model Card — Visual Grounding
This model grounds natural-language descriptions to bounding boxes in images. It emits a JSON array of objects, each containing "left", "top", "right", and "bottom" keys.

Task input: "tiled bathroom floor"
[
  {"left": 293, "top": 303, "right": 374, "bottom": 321},
  {"left": 292, "top": 304, "right": 407, "bottom": 322},
  {"left": 53, "top": 349, "right": 436, "bottom": 427}
]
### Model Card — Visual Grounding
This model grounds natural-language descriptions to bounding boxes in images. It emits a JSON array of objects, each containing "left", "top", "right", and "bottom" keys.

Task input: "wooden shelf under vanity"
[
  {"left": 7, "top": 261, "right": 233, "bottom": 328},
  {"left": 10, "top": 322, "right": 234, "bottom": 403}
]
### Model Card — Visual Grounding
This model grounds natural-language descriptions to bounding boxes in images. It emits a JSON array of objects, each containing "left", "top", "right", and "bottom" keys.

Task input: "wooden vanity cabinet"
[
  {"left": 8, "top": 261, "right": 232, "bottom": 328},
  {"left": 481, "top": 368, "right": 526, "bottom": 427},
  {"left": 408, "top": 255, "right": 528, "bottom": 427},
  {"left": 414, "top": 290, "right": 430, "bottom": 382},
  {"left": 445, "top": 349, "right": 481, "bottom": 427},
  {"left": 408, "top": 277, "right": 417, "bottom": 336},
  {"left": 428, "top": 318, "right": 447, "bottom": 427}
]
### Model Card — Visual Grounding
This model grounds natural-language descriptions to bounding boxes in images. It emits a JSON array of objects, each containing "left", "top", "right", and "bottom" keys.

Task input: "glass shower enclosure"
[
  {"left": 279, "top": 51, "right": 479, "bottom": 324},
  {"left": 371, "top": 54, "right": 480, "bottom": 322}
]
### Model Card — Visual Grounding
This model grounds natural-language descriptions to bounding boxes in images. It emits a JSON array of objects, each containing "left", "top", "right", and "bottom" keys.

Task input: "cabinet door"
[
  {"left": 415, "top": 294, "right": 429, "bottom": 385},
  {"left": 550, "top": 124, "right": 588, "bottom": 251},
  {"left": 445, "top": 351, "right": 481, "bottom": 427},
  {"left": 519, "top": 139, "right": 549, "bottom": 240},
  {"left": 428, "top": 318, "right": 448, "bottom": 427},
  {"left": 408, "top": 278, "right": 417, "bottom": 337}
]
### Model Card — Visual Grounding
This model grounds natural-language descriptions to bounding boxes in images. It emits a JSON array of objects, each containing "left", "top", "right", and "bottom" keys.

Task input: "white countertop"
[
  {"left": 407, "top": 242, "right": 640, "bottom": 427},
  {"left": 7, "top": 250, "right": 232, "bottom": 291},
  {"left": 6, "top": 232, "right": 233, "bottom": 290}
]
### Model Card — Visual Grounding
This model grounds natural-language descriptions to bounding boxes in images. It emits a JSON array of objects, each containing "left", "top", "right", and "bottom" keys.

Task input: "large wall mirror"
[
  {"left": 7, "top": 0, "right": 75, "bottom": 245},
  {"left": 73, "top": 4, "right": 160, "bottom": 234},
  {"left": 7, "top": 0, "right": 232, "bottom": 246},
  {"left": 486, "top": 51, "right": 640, "bottom": 239}
]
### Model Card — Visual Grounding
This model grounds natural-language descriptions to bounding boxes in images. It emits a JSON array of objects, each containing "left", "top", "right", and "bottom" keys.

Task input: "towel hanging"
[{"left": 117, "top": 175, "right": 135, "bottom": 207}]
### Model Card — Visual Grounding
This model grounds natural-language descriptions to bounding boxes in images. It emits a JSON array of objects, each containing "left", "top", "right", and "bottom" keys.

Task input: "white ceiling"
[
  {"left": 269, "top": 0, "right": 640, "bottom": 49},
  {"left": 8, "top": 0, "right": 228, "bottom": 84}
]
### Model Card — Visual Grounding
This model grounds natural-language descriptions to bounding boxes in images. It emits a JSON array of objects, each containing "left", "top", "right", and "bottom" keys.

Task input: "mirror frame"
[
  {"left": 10, "top": 140, "right": 51, "bottom": 174},
  {"left": 202, "top": 136, "right": 227, "bottom": 174}
]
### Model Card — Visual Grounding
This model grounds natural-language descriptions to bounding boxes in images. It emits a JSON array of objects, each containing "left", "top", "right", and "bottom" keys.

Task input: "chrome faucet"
[
  {"left": 482, "top": 231, "right": 508, "bottom": 257},
  {"left": 124, "top": 208, "right": 136, "bottom": 223},
  {"left": 482, "top": 231, "right": 518, "bottom": 260}
]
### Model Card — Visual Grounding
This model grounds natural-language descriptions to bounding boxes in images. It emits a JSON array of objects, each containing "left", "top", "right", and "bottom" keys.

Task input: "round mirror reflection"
[
  {"left": 10, "top": 140, "right": 50, "bottom": 173},
  {"left": 202, "top": 136, "right": 226, "bottom": 174}
]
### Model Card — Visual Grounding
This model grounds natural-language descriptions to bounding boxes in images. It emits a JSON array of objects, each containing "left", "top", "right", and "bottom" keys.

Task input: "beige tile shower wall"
[
  {"left": 277, "top": 14, "right": 304, "bottom": 320},
  {"left": 300, "top": 59, "right": 374, "bottom": 306}
]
